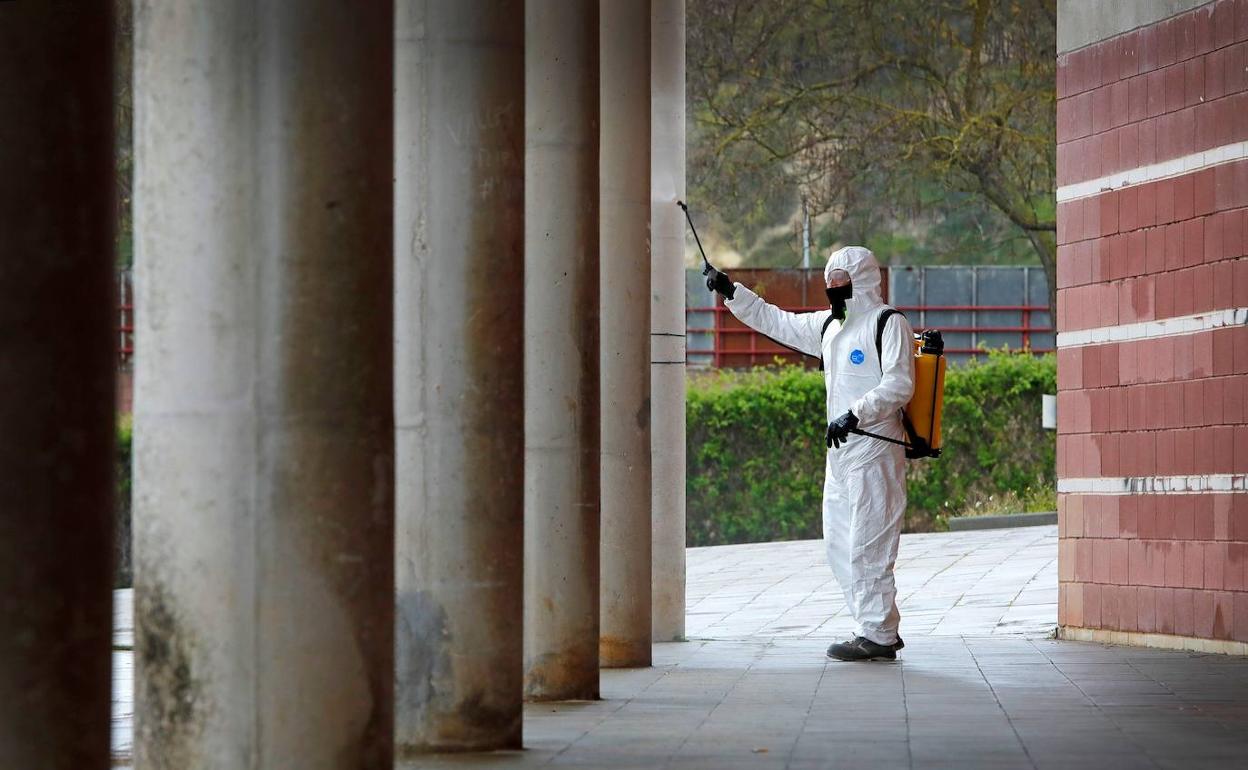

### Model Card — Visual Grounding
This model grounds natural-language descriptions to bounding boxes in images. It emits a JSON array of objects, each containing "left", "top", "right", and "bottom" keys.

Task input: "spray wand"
[{"left": 676, "top": 200, "right": 717, "bottom": 277}]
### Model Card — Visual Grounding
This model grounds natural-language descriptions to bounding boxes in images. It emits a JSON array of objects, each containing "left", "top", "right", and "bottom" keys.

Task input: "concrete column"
[
  {"left": 599, "top": 0, "right": 654, "bottom": 669},
  {"left": 394, "top": 0, "right": 525, "bottom": 752},
  {"left": 650, "top": 0, "right": 687, "bottom": 642},
  {"left": 524, "top": 0, "right": 602, "bottom": 701},
  {"left": 133, "top": 3, "right": 393, "bottom": 768},
  {"left": 0, "top": 3, "right": 115, "bottom": 768}
]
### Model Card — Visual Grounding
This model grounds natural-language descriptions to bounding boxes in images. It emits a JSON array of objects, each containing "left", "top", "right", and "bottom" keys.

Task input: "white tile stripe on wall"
[
  {"left": 1058, "top": 475, "right": 1248, "bottom": 495},
  {"left": 1056, "top": 308, "right": 1248, "bottom": 348},
  {"left": 1056, "top": 140, "right": 1248, "bottom": 203}
]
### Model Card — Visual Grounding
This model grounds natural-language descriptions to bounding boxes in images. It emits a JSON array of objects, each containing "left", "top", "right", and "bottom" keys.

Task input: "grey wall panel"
[
  {"left": 923, "top": 268, "right": 975, "bottom": 354},
  {"left": 1058, "top": 0, "right": 1210, "bottom": 54},
  {"left": 686, "top": 270, "right": 715, "bottom": 366},
  {"left": 977, "top": 267, "right": 1025, "bottom": 351}
]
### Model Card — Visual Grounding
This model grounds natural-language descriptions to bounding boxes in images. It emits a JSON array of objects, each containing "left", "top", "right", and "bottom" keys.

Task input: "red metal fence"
[
  {"left": 687, "top": 301, "right": 1054, "bottom": 369},
  {"left": 686, "top": 266, "right": 1054, "bottom": 369},
  {"left": 118, "top": 270, "right": 134, "bottom": 367}
]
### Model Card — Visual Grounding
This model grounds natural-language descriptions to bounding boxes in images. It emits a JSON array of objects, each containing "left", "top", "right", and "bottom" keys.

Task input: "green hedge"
[
  {"left": 687, "top": 351, "right": 1056, "bottom": 546},
  {"left": 906, "top": 351, "right": 1057, "bottom": 524},
  {"left": 116, "top": 415, "right": 132, "bottom": 588}
]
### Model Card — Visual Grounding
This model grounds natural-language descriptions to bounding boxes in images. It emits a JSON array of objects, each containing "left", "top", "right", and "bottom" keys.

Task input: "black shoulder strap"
[
  {"left": 874, "top": 308, "right": 927, "bottom": 457},
  {"left": 875, "top": 308, "right": 900, "bottom": 366}
]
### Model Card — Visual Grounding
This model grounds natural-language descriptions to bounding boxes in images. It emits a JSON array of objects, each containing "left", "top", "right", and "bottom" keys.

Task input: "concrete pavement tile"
[
  {"left": 790, "top": 738, "right": 912, "bottom": 763},
  {"left": 1032, "top": 759, "right": 1153, "bottom": 770},
  {"left": 665, "top": 756, "right": 792, "bottom": 770},
  {"left": 1153, "top": 757, "right": 1248, "bottom": 769},
  {"left": 907, "top": 736, "right": 1032, "bottom": 762},
  {"left": 908, "top": 758, "right": 1033, "bottom": 763}
]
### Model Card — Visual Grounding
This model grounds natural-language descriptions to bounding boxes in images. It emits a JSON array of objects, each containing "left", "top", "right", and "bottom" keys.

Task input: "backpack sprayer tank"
[{"left": 907, "top": 329, "right": 945, "bottom": 457}]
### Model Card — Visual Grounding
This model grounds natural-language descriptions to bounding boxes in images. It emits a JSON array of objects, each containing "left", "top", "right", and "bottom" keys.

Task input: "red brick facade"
[{"left": 1057, "top": 0, "right": 1248, "bottom": 645}]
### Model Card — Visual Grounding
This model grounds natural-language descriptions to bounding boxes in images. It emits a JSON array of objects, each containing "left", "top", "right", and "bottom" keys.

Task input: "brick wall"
[{"left": 1056, "top": 0, "right": 1248, "bottom": 647}]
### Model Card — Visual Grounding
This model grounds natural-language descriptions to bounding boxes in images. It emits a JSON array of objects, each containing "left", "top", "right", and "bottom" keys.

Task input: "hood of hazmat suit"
[
  {"left": 722, "top": 245, "right": 915, "bottom": 646},
  {"left": 820, "top": 245, "right": 911, "bottom": 454}
]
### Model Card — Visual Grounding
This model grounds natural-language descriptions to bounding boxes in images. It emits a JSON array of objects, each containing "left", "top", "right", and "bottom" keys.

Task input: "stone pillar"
[
  {"left": 0, "top": 3, "right": 115, "bottom": 768},
  {"left": 394, "top": 0, "right": 525, "bottom": 752},
  {"left": 599, "top": 0, "right": 654, "bottom": 669},
  {"left": 133, "top": 3, "right": 394, "bottom": 768},
  {"left": 524, "top": 0, "right": 602, "bottom": 701},
  {"left": 650, "top": 0, "right": 687, "bottom": 642}
]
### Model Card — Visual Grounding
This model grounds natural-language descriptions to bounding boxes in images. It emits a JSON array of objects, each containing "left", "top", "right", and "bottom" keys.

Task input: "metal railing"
[{"left": 118, "top": 270, "right": 134, "bottom": 368}]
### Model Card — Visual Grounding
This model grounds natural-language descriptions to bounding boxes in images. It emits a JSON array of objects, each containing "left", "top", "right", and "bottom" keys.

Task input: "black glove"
[
  {"left": 825, "top": 410, "right": 859, "bottom": 449},
  {"left": 706, "top": 268, "right": 735, "bottom": 300}
]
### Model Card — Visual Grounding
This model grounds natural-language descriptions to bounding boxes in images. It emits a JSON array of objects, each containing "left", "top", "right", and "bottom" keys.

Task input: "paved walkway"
[
  {"left": 112, "top": 526, "right": 1248, "bottom": 768},
  {"left": 687, "top": 526, "right": 1058, "bottom": 641}
]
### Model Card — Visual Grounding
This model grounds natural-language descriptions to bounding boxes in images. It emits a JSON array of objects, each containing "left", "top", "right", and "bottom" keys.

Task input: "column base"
[
  {"left": 396, "top": 733, "right": 522, "bottom": 757},
  {"left": 523, "top": 654, "right": 600, "bottom": 703},
  {"left": 599, "top": 637, "right": 652, "bottom": 668}
]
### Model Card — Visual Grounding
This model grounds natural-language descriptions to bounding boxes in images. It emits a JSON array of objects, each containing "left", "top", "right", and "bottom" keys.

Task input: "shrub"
[
  {"left": 686, "top": 366, "right": 827, "bottom": 546},
  {"left": 116, "top": 415, "right": 132, "bottom": 588},
  {"left": 911, "top": 351, "right": 1056, "bottom": 525},
  {"left": 686, "top": 350, "right": 1056, "bottom": 545}
]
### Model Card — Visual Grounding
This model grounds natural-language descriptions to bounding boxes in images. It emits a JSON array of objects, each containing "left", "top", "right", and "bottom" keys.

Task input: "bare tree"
[
  {"left": 690, "top": 0, "right": 1057, "bottom": 314},
  {"left": 114, "top": 0, "right": 133, "bottom": 268}
]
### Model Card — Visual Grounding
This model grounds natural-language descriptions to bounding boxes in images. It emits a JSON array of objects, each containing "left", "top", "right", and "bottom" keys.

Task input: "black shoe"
[
  {"left": 893, "top": 635, "right": 905, "bottom": 651},
  {"left": 826, "top": 636, "right": 897, "bottom": 661}
]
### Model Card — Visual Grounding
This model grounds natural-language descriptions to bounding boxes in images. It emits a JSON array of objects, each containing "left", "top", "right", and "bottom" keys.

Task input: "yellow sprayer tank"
[{"left": 907, "top": 330, "right": 945, "bottom": 456}]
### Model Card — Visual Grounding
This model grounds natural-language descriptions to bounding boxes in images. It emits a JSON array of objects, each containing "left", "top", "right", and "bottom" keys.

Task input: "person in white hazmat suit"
[{"left": 706, "top": 246, "right": 915, "bottom": 661}]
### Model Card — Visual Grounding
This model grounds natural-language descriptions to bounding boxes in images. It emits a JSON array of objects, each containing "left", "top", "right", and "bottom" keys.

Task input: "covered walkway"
[
  {"left": 8, "top": 2, "right": 1248, "bottom": 766},
  {"left": 112, "top": 526, "right": 1248, "bottom": 768}
]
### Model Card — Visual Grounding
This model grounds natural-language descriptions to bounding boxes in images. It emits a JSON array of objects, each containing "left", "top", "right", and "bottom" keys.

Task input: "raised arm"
[
  {"left": 723, "top": 283, "right": 832, "bottom": 359},
  {"left": 853, "top": 311, "right": 915, "bottom": 423}
]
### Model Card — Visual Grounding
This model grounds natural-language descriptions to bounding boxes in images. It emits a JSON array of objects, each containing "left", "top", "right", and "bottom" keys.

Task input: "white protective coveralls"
[{"left": 723, "top": 246, "right": 915, "bottom": 645}]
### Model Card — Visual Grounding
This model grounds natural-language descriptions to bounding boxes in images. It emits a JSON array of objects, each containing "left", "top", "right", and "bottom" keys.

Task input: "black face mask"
[{"left": 826, "top": 284, "right": 852, "bottom": 321}]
